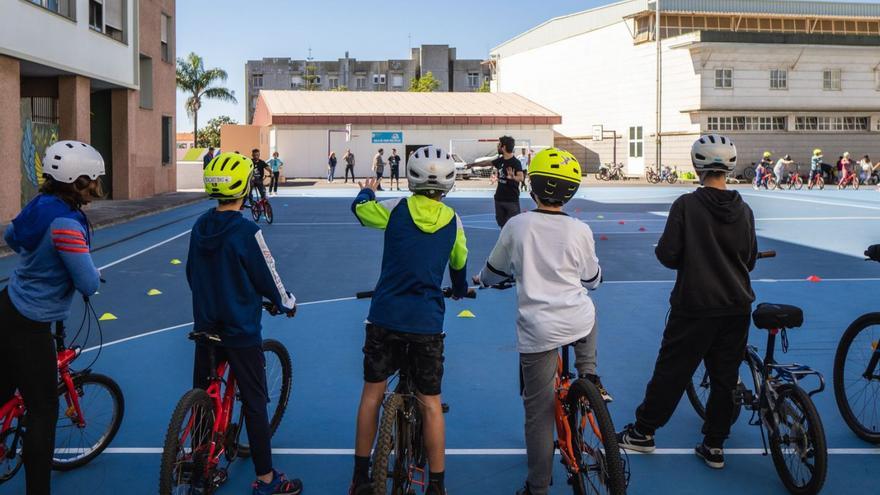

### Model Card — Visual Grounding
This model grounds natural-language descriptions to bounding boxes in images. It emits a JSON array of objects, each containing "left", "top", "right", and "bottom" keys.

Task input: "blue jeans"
[{"left": 327, "top": 166, "right": 336, "bottom": 182}]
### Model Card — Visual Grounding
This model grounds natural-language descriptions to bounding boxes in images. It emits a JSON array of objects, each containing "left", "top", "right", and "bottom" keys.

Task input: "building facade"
[
  {"left": 491, "top": 0, "right": 880, "bottom": 175},
  {"left": 245, "top": 45, "right": 491, "bottom": 124},
  {"left": 0, "top": 0, "right": 176, "bottom": 222}
]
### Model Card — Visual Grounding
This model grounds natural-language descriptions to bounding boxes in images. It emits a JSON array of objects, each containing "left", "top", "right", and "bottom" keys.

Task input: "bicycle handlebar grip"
[
  {"left": 757, "top": 251, "right": 777, "bottom": 259},
  {"left": 356, "top": 291, "right": 375, "bottom": 299}
]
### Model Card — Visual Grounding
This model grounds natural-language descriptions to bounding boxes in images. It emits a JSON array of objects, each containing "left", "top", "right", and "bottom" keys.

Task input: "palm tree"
[{"left": 176, "top": 52, "right": 237, "bottom": 146}]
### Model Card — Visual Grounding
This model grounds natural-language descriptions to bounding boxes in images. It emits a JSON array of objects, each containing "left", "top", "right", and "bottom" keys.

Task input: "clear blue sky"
[{"left": 175, "top": 0, "right": 875, "bottom": 132}]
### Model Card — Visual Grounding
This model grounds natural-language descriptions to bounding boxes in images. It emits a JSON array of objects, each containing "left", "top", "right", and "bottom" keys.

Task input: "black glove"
[
  {"left": 285, "top": 304, "right": 297, "bottom": 318},
  {"left": 866, "top": 244, "right": 880, "bottom": 261}
]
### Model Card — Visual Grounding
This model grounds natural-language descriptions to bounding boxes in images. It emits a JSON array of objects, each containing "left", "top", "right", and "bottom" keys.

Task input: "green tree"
[
  {"left": 409, "top": 71, "right": 441, "bottom": 92},
  {"left": 197, "top": 115, "right": 238, "bottom": 148},
  {"left": 476, "top": 79, "right": 491, "bottom": 93},
  {"left": 303, "top": 64, "right": 321, "bottom": 91},
  {"left": 176, "top": 52, "right": 237, "bottom": 144}
]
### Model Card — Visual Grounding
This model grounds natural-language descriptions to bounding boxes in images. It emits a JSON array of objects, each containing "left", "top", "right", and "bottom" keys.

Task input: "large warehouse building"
[
  {"left": 247, "top": 91, "right": 560, "bottom": 178},
  {"left": 490, "top": 0, "right": 880, "bottom": 175}
]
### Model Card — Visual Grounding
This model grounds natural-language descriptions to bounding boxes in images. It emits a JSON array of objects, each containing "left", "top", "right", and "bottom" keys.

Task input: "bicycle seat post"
[
  {"left": 764, "top": 329, "right": 778, "bottom": 366},
  {"left": 54, "top": 320, "right": 66, "bottom": 353},
  {"left": 561, "top": 345, "right": 572, "bottom": 379}
]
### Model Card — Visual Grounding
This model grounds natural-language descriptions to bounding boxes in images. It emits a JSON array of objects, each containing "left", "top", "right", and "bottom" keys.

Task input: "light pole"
[{"left": 655, "top": 0, "right": 662, "bottom": 172}]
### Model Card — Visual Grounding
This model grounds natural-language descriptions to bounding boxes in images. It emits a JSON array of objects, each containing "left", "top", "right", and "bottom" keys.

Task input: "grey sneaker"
[
  {"left": 617, "top": 423, "right": 655, "bottom": 453},
  {"left": 695, "top": 443, "right": 725, "bottom": 469}
]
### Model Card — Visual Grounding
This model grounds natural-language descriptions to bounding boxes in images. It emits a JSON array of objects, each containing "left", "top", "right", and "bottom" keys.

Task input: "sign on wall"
[{"left": 372, "top": 131, "right": 403, "bottom": 144}]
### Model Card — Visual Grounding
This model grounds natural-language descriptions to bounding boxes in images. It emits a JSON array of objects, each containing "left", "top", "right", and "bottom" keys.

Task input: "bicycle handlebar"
[{"left": 356, "top": 287, "right": 476, "bottom": 300}]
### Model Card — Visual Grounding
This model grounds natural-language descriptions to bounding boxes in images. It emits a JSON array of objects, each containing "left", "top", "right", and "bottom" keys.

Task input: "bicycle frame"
[
  {"left": 554, "top": 345, "right": 602, "bottom": 477},
  {"left": 858, "top": 346, "right": 880, "bottom": 381}
]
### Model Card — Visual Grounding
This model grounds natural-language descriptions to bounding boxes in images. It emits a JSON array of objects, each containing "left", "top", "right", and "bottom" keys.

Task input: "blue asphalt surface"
[{"left": 2, "top": 186, "right": 880, "bottom": 494}]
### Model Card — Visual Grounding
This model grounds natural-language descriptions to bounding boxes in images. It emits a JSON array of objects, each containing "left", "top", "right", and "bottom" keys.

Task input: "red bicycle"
[
  {"left": 0, "top": 303, "right": 124, "bottom": 483},
  {"left": 837, "top": 170, "right": 860, "bottom": 190},
  {"left": 753, "top": 170, "right": 777, "bottom": 190},
  {"left": 244, "top": 179, "right": 274, "bottom": 224},
  {"left": 158, "top": 304, "right": 292, "bottom": 494},
  {"left": 807, "top": 171, "right": 825, "bottom": 190},
  {"left": 786, "top": 170, "right": 804, "bottom": 191}
]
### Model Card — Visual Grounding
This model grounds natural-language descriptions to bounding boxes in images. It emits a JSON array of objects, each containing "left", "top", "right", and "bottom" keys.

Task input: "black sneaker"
[
  {"left": 695, "top": 443, "right": 725, "bottom": 469},
  {"left": 581, "top": 374, "right": 614, "bottom": 402},
  {"left": 616, "top": 423, "right": 655, "bottom": 453}
]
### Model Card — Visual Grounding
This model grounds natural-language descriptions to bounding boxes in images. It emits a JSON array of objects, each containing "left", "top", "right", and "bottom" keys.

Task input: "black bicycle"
[
  {"left": 356, "top": 287, "right": 474, "bottom": 495},
  {"left": 833, "top": 246, "right": 880, "bottom": 444},
  {"left": 686, "top": 252, "right": 827, "bottom": 495}
]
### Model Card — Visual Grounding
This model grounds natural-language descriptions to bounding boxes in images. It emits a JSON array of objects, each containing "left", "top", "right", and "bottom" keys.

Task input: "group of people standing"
[
  {"left": 757, "top": 150, "right": 876, "bottom": 187},
  {"left": 328, "top": 148, "right": 403, "bottom": 190}
]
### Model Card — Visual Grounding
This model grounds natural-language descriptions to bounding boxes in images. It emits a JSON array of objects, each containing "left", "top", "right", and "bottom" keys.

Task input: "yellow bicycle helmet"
[
  {"left": 528, "top": 148, "right": 582, "bottom": 205},
  {"left": 203, "top": 152, "right": 254, "bottom": 200},
  {"left": 763, "top": 151, "right": 772, "bottom": 158},
  {"left": 813, "top": 149, "right": 822, "bottom": 156}
]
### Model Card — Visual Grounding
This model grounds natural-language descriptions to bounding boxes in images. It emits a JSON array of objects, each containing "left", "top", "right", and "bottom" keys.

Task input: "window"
[
  {"left": 27, "top": 0, "right": 75, "bottom": 19},
  {"left": 160, "top": 13, "right": 172, "bottom": 62},
  {"left": 356, "top": 77, "right": 366, "bottom": 90},
  {"left": 290, "top": 75, "right": 303, "bottom": 88},
  {"left": 313, "top": 75, "right": 321, "bottom": 85},
  {"left": 823, "top": 69, "right": 841, "bottom": 91},
  {"left": 707, "top": 116, "right": 786, "bottom": 132},
  {"left": 89, "top": 0, "right": 103, "bottom": 30},
  {"left": 795, "top": 116, "right": 869, "bottom": 131},
  {"left": 628, "top": 126, "right": 643, "bottom": 158},
  {"left": 139, "top": 55, "right": 153, "bottom": 109},
  {"left": 714, "top": 68, "right": 732, "bottom": 89},
  {"left": 391, "top": 74, "right": 404, "bottom": 88},
  {"left": 770, "top": 69, "right": 787, "bottom": 90},
  {"left": 90, "top": 0, "right": 126, "bottom": 42},
  {"left": 162, "top": 116, "right": 172, "bottom": 165},
  {"left": 467, "top": 72, "right": 479, "bottom": 87},
  {"left": 252, "top": 74, "right": 263, "bottom": 88},
  {"left": 328, "top": 77, "right": 339, "bottom": 89}
]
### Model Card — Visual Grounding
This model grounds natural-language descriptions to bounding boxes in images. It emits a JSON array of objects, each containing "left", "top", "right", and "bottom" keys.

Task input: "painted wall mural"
[{"left": 20, "top": 100, "right": 58, "bottom": 207}]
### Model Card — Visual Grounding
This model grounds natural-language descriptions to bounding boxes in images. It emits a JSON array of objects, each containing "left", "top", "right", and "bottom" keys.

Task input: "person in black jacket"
[{"left": 618, "top": 134, "right": 757, "bottom": 470}]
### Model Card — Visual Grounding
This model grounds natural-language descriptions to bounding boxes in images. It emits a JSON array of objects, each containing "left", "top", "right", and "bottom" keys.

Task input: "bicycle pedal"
[
  {"left": 441, "top": 403, "right": 450, "bottom": 414},
  {"left": 733, "top": 385, "right": 755, "bottom": 406},
  {"left": 407, "top": 464, "right": 426, "bottom": 487}
]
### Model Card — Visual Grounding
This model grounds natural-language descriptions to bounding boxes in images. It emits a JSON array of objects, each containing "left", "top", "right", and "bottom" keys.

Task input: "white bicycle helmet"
[
  {"left": 407, "top": 146, "right": 456, "bottom": 194},
  {"left": 691, "top": 134, "right": 737, "bottom": 173},
  {"left": 43, "top": 141, "right": 105, "bottom": 183}
]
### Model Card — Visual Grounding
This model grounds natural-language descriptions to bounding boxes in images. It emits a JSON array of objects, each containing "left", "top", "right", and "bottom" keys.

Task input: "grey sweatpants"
[{"left": 520, "top": 325, "right": 598, "bottom": 494}]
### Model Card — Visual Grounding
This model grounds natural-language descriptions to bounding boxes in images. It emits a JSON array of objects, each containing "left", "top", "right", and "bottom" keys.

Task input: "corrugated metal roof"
[
  {"left": 652, "top": 0, "right": 880, "bottom": 18},
  {"left": 258, "top": 91, "right": 560, "bottom": 117}
]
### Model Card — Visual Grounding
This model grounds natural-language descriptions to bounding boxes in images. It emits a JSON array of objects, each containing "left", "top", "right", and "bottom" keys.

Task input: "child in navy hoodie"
[{"left": 187, "top": 152, "right": 302, "bottom": 495}]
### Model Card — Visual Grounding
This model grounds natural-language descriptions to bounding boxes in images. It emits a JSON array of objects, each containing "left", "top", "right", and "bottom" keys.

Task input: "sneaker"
[
  {"left": 425, "top": 483, "right": 447, "bottom": 495},
  {"left": 252, "top": 470, "right": 303, "bottom": 495},
  {"left": 581, "top": 374, "right": 613, "bottom": 402},
  {"left": 695, "top": 443, "right": 725, "bottom": 469},
  {"left": 616, "top": 423, "right": 655, "bottom": 453}
]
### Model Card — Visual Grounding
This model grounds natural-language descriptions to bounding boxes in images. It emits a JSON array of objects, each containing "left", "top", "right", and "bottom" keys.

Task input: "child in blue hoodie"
[
  {"left": 186, "top": 152, "right": 301, "bottom": 495},
  {"left": 1, "top": 141, "right": 104, "bottom": 495}
]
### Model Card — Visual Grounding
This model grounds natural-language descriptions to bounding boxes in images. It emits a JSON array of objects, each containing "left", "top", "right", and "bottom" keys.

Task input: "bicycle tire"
[
  {"left": 52, "top": 373, "right": 125, "bottom": 470},
  {"left": 666, "top": 174, "right": 677, "bottom": 185},
  {"left": 158, "top": 389, "right": 216, "bottom": 495},
  {"left": 833, "top": 313, "right": 880, "bottom": 443},
  {"left": 252, "top": 202, "right": 262, "bottom": 222},
  {"left": 768, "top": 178, "right": 778, "bottom": 190},
  {"left": 768, "top": 384, "right": 827, "bottom": 495},
  {"left": 792, "top": 176, "right": 804, "bottom": 191},
  {"left": 817, "top": 177, "right": 824, "bottom": 190},
  {"left": 237, "top": 339, "right": 293, "bottom": 458},
  {"left": 685, "top": 362, "right": 742, "bottom": 425},
  {"left": 567, "top": 379, "right": 627, "bottom": 495},
  {"left": 854, "top": 177, "right": 861, "bottom": 190},
  {"left": 743, "top": 166, "right": 756, "bottom": 181},
  {"left": 264, "top": 201, "right": 274, "bottom": 224},
  {"left": 372, "top": 393, "right": 405, "bottom": 495},
  {"left": 0, "top": 423, "right": 23, "bottom": 483}
]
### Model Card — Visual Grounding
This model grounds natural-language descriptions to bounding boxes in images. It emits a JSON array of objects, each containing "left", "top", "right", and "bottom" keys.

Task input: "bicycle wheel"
[
  {"left": 597, "top": 170, "right": 608, "bottom": 181},
  {"left": 371, "top": 393, "right": 405, "bottom": 494},
  {"left": 666, "top": 174, "right": 677, "bottom": 185},
  {"left": 743, "top": 166, "right": 756, "bottom": 181},
  {"left": 793, "top": 176, "right": 804, "bottom": 191},
  {"left": 264, "top": 201, "right": 274, "bottom": 224},
  {"left": 567, "top": 379, "right": 627, "bottom": 495},
  {"left": 833, "top": 313, "right": 880, "bottom": 443},
  {"left": 251, "top": 202, "right": 262, "bottom": 222},
  {"left": 0, "top": 421, "right": 23, "bottom": 483},
  {"left": 854, "top": 177, "right": 861, "bottom": 190},
  {"left": 685, "top": 361, "right": 742, "bottom": 425},
  {"left": 236, "top": 339, "right": 293, "bottom": 458},
  {"left": 158, "top": 389, "right": 216, "bottom": 495},
  {"left": 768, "top": 384, "right": 827, "bottom": 495},
  {"left": 52, "top": 373, "right": 124, "bottom": 470},
  {"left": 768, "top": 178, "right": 778, "bottom": 190},
  {"left": 817, "top": 177, "right": 824, "bottom": 190}
]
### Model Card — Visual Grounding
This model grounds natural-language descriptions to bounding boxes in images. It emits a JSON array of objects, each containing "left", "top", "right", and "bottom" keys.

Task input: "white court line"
[
  {"left": 98, "top": 230, "right": 191, "bottom": 271},
  {"left": 58, "top": 447, "right": 880, "bottom": 455}
]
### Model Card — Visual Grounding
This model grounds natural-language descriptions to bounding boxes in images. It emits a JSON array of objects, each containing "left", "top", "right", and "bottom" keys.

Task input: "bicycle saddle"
[
  {"left": 752, "top": 303, "right": 803, "bottom": 330},
  {"left": 188, "top": 332, "right": 222, "bottom": 344}
]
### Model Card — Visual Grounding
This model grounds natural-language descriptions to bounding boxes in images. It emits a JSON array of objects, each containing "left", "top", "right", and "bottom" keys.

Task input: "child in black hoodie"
[{"left": 618, "top": 135, "right": 757, "bottom": 470}]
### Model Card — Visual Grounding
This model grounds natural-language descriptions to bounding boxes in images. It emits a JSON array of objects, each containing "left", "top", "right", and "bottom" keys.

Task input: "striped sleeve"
[
  {"left": 244, "top": 228, "right": 296, "bottom": 310},
  {"left": 49, "top": 217, "right": 100, "bottom": 296}
]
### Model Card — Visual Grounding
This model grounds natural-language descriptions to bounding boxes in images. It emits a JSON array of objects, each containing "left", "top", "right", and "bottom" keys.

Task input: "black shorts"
[
  {"left": 390, "top": 167, "right": 400, "bottom": 179},
  {"left": 362, "top": 324, "right": 445, "bottom": 396}
]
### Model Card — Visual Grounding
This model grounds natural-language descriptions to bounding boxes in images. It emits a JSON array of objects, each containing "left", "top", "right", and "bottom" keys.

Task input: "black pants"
[
  {"left": 344, "top": 165, "right": 355, "bottom": 182},
  {"left": 269, "top": 171, "right": 280, "bottom": 193},
  {"left": 390, "top": 167, "right": 400, "bottom": 188},
  {"left": 193, "top": 343, "right": 272, "bottom": 477},
  {"left": 634, "top": 313, "right": 749, "bottom": 448},
  {"left": 494, "top": 200, "right": 521, "bottom": 228},
  {"left": 0, "top": 288, "right": 57, "bottom": 495},
  {"left": 253, "top": 179, "right": 267, "bottom": 200}
]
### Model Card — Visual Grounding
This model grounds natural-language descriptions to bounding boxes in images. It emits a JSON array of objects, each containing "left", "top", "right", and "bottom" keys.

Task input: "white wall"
[
  {"left": 271, "top": 125, "right": 555, "bottom": 178},
  {"left": 0, "top": 0, "right": 138, "bottom": 88}
]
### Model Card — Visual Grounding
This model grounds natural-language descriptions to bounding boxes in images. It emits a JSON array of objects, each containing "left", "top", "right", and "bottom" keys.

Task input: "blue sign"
[{"left": 372, "top": 131, "right": 403, "bottom": 144}]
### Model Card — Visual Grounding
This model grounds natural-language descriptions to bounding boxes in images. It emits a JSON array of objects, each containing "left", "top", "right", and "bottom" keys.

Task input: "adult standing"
[
  {"left": 251, "top": 148, "right": 268, "bottom": 200},
  {"left": 328, "top": 152, "right": 338, "bottom": 183},
  {"left": 203, "top": 146, "right": 215, "bottom": 169},
  {"left": 343, "top": 149, "right": 356, "bottom": 183},
  {"left": 267, "top": 151, "right": 284, "bottom": 195},
  {"left": 372, "top": 148, "right": 386, "bottom": 191},
  {"left": 516, "top": 147, "right": 530, "bottom": 192},
  {"left": 388, "top": 148, "right": 402, "bottom": 191},
  {"left": 492, "top": 136, "right": 524, "bottom": 228}
]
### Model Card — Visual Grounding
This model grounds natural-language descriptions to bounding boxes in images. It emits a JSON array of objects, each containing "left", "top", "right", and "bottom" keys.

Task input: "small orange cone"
[
  {"left": 599, "top": 235, "right": 609, "bottom": 241},
  {"left": 806, "top": 275, "right": 822, "bottom": 282}
]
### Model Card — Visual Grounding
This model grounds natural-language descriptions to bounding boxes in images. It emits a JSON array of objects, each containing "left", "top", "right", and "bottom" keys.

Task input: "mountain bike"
[
  {"left": 596, "top": 163, "right": 625, "bottom": 181},
  {"left": 837, "top": 171, "right": 860, "bottom": 190},
  {"left": 482, "top": 280, "right": 627, "bottom": 494},
  {"left": 663, "top": 166, "right": 678, "bottom": 185},
  {"left": 251, "top": 195, "right": 274, "bottom": 224},
  {"left": 685, "top": 252, "right": 828, "bottom": 495},
  {"left": 786, "top": 170, "right": 804, "bottom": 191},
  {"left": 645, "top": 168, "right": 661, "bottom": 184},
  {"left": 807, "top": 172, "right": 825, "bottom": 190},
  {"left": 753, "top": 170, "right": 776, "bottom": 190},
  {"left": 0, "top": 296, "right": 124, "bottom": 483},
  {"left": 832, "top": 245, "right": 880, "bottom": 444},
  {"left": 158, "top": 302, "right": 293, "bottom": 494}
]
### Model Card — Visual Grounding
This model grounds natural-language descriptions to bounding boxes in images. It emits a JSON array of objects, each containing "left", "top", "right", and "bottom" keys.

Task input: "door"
[
  {"left": 90, "top": 90, "right": 113, "bottom": 198},
  {"left": 627, "top": 126, "right": 644, "bottom": 175}
]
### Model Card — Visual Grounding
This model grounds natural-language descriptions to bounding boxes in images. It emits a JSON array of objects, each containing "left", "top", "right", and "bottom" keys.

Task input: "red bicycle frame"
[
  {"left": 179, "top": 359, "right": 238, "bottom": 478},
  {"left": 553, "top": 349, "right": 603, "bottom": 477}
]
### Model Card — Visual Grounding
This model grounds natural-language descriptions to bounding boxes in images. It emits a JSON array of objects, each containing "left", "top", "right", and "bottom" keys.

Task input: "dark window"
[
  {"left": 161, "top": 14, "right": 172, "bottom": 62},
  {"left": 139, "top": 55, "right": 153, "bottom": 109},
  {"left": 162, "top": 116, "right": 172, "bottom": 165}
]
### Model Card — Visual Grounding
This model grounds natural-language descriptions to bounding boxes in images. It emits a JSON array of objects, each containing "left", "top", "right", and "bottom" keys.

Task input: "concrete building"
[
  {"left": 0, "top": 0, "right": 176, "bottom": 222},
  {"left": 245, "top": 45, "right": 491, "bottom": 124},
  {"left": 490, "top": 0, "right": 880, "bottom": 175},
  {"left": 245, "top": 91, "right": 559, "bottom": 178}
]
